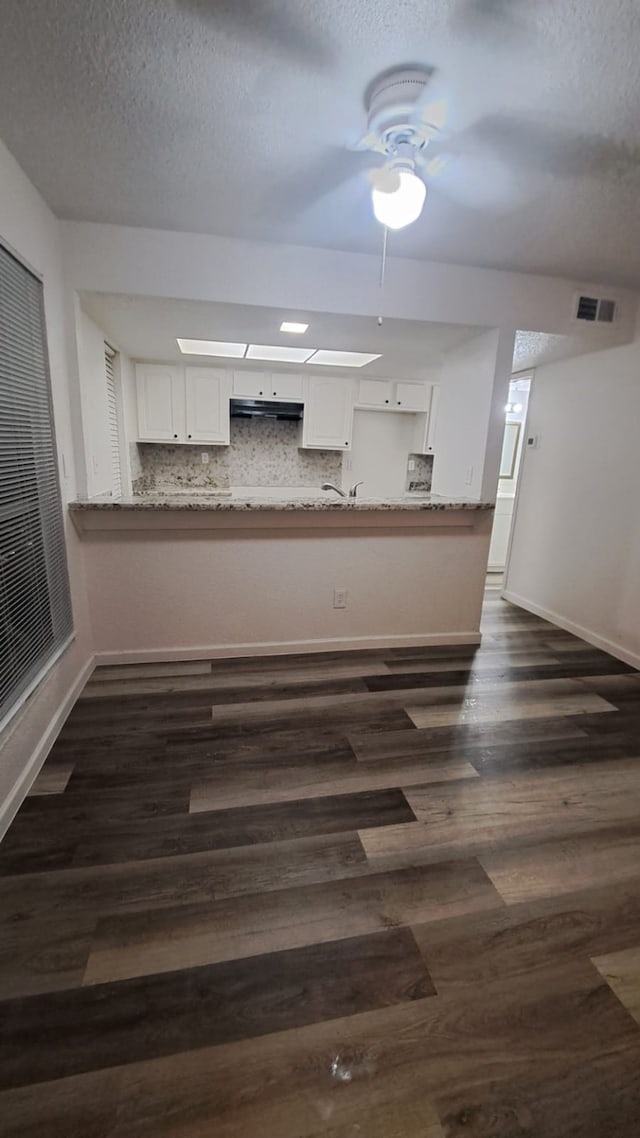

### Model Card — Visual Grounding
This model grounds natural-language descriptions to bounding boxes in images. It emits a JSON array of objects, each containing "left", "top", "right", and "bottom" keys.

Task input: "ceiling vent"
[{"left": 575, "top": 294, "right": 617, "bottom": 324}]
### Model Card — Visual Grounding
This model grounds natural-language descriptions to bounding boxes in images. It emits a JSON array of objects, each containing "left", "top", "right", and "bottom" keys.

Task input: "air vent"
[{"left": 575, "top": 295, "right": 617, "bottom": 324}]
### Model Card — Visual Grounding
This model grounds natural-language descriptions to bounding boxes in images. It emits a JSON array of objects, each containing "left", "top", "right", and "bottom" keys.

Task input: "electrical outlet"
[
  {"left": 407, "top": 458, "right": 416, "bottom": 472},
  {"left": 526, "top": 434, "right": 539, "bottom": 449},
  {"left": 333, "top": 587, "right": 348, "bottom": 609},
  {"left": 344, "top": 455, "right": 353, "bottom": 473},
  {"left": 465, "top": 465, "right": 474, "bottom": 485},
  {"left": 201, "top": 452, "right": 210, "bottom": 464}
]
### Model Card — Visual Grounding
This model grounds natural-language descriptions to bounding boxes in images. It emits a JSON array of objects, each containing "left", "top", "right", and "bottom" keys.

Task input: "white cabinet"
[
  {"left": 412, "top": 384, "right": 439, "bottom": 454},
  {"left": 395, "top": 382, "right": 430, "bottom": 412},
  {"left": 356, "top": 378, "right": 430, "bottom": 412},
  {"left": 185, "top": 368, "right": 232, "bottom": 444},
  {"left": 233, "top": 371, "right": 268, "bottom": 398},
  {"left": 270, "top": 373, "right": 303, "bottom": 401},
  {"left": 300, "top": 377, "right": 354, "bottom": 450},
  {"left": 136, "top": 364, "right": 231, "bottom": 445},
  {"left": 136, "top": 365, "right": 184, "bottom": 442},
  {"left": 233, "top": 370, "right": 304, "bottom": 400},
  {"left": 357, "top": 379, "right": 393, "bottom": 407}
]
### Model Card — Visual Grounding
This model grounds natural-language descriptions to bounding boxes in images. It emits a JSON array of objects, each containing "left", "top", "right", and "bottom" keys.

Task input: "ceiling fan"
[{"left": 351, "top": 62, "right": 640, "bottom": 231}]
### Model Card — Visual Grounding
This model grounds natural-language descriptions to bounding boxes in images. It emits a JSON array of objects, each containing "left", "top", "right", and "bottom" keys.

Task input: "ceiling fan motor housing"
[{"left": 365, "top": 67, "right": 437, "bottom": 153}]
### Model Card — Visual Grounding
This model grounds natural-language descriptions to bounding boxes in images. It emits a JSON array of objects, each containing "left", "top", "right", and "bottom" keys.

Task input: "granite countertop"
[{"left": 70, "top": 494, "right": 494, "bottom": 513}]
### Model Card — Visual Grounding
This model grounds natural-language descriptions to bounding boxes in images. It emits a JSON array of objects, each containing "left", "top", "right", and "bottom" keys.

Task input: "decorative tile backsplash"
[
  {"left": 405, "top": 453, "right": 434, "bottom": 493},
  {"left": 133, "top": 419, "right": 343, "bottom": 493}
]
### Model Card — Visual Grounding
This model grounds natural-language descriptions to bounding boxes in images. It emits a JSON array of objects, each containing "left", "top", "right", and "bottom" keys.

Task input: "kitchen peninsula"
[{"left": 70, "top": 493, "right": 494, "bottom": 663}]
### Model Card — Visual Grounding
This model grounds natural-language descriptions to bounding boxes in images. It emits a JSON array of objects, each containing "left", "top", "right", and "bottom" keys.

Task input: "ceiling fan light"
[{"left": 371, "top": 169, "right": 427, "bottom": 230}]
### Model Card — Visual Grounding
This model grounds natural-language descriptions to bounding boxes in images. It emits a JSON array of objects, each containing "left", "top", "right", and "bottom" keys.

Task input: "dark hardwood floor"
[{"left": 2, "top": 591, "right": 640, "bottom": 1135}]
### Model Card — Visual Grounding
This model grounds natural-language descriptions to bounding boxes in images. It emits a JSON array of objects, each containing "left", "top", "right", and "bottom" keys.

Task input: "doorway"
[{"left": 488, "top": 373, "right": 532, "bottom": 575}]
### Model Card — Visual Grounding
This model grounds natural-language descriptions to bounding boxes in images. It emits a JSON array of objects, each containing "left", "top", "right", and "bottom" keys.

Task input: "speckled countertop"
[{"left": 70, "top": 494, "right": 494, "bottom": 513}]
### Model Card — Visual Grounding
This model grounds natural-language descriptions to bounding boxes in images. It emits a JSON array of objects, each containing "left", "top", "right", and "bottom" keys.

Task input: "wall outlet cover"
[{"left": 333, "top": 587, "right": 348, "bottom": 609}]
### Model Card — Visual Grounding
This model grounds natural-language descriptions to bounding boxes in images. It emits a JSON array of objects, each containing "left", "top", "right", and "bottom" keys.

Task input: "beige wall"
[
  {"left": 82, "top": 517, "right": 493, "bottom": 660},
  {"left": 505, "top": 313, "right": 640, "bottom": 667},
  {"left": 0, "top": 140, "right": 94, "bottom": 834}
]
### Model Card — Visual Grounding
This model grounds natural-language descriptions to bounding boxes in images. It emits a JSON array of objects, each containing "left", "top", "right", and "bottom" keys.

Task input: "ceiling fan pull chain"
[{"left": 377, "top": 225, "right": 388, "bottom": 326}]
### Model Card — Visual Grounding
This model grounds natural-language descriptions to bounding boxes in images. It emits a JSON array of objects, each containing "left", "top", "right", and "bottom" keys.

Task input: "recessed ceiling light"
[
  {"left": 246, "top": 344, "right": 316, "bottom": 363},
  {"left": 280, "top": 321, "right": 309, "bottom": 334},
  {"left": 177, "top": 338, "right": 246, "bottom": 358},
  {"left": 307, "top": 350, "right": 382, "bottom": 368}
]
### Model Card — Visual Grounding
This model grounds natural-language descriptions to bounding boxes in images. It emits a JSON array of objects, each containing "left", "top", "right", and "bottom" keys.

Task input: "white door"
[
  {"left": 185, "top": 368, "right": 232, "bottom": 444},
  {"left": 394, "top": 382, "right": 430, "bottom": 412},
  {"left": 302, "top": 377, "right": 353, "bottom": 450},
  {"left": 136, "top": 365, "right": 184, "bottom": 442}
]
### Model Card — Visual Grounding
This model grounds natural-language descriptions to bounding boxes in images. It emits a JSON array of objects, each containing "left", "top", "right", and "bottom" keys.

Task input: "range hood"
[{"left": 230, "top": 398, "right": 303, "bottom": 422}]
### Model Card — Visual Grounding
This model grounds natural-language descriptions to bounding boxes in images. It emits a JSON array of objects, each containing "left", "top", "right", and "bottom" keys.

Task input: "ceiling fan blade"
[
  {"left": 469, "top": 114, "right": 640, "bottom": 180},
  {"left": 174, "top": 0, "right": 333, "bottom": 67},
  {"left": 422, "top": 150, "right": 529, "bottom": 211},
  {"left": 263, "top": 148, "right": 379, "bottom": 222},
  {"left": 451, "top": 0, "right": 546, "bottom": 42}
]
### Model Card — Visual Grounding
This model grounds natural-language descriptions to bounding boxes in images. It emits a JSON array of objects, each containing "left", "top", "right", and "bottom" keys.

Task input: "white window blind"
[
  {"left": 105, "top": 345, "right": 122, "bottom": 498},
  {"left": 0, "top": 243, "right": 73, "bottom": 728}
]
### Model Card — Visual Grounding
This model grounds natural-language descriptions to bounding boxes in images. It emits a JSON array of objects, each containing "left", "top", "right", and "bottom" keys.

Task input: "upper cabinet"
[
  {"left": 412, "top": 385, "right": 440, "bottom": 455},
  {"left": 136, "top": 364, "right": 231, "bottom": 445},
  {"left": 393, "top": 383, "right": 431, "bottom": 412},
  {"left": 232, "top": 371, "right": 304, "bottom": 400},
  {"left": 356, "top": 378, "right": 431, "bottom": 412},
  {"left": 185, "top": 367, "right": 232, "bottom": 444},
  {"left": 136, "top": 365, "right": 185, "bottom": 442},
  {"left": 300, "top": 376, "right": 353, "bottom": 450}
]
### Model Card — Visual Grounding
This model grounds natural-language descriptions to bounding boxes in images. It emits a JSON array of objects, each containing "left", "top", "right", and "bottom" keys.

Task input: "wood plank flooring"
[{"left": 2, "top": 590, "right": 640, "bottom": 1135}]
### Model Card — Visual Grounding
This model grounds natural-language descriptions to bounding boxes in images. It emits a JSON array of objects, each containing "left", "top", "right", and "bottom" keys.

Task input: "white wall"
[
  {"left": 505, "top": 318, "right": 640, "bottom": 666},
  {"left": 347, "top": 411, "right": 416, "bottom": 497},
  {"left": 0, "top": 140, "right": 94, "bottom": 833},
  {"left": 76, "top": 306, "right": 114, "bottom": 497},
  {"left": 431, "top": 329, "right": 514, "bottom": 500},
  {"left": 81, "top": 516, "right": 493, "bottom": 660},
  {"left": 63, "top": 221, "right": 639, "bottom": 340}
]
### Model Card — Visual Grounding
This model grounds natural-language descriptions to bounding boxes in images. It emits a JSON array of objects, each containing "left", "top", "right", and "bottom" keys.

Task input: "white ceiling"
[
  {"left": 2, "top": 2, "right": 640, "bottom": 287},
  {"left": 81, "top": 293, "right": 482, "bottom": 378}
]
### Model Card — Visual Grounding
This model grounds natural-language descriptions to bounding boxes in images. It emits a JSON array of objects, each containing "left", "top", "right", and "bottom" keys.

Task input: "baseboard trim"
[
  {"left": 94, "top": 631, "right": 482, "bottom": 666},
  {"left": 0, "top": 654, "right": 95, "bottom": 842},
  {"left": 502, "top": 590, "right": 640, "bottom": 671}
]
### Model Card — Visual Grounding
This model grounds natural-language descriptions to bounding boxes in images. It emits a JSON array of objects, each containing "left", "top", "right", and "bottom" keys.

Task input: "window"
[
  {"left": 105, "top": 344, "right": 122, "bottom": 497},
  {"left": 0, "top": 243, "right": 73, "bottom": 729}
]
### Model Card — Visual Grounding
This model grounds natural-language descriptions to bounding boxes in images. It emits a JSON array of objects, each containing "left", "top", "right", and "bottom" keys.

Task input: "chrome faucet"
[
  {"left": 349, "top": 482, "right": 364, "bottom": 498},
  {"left": 321, "top": 482, "right": 347, "bottom": 498}
]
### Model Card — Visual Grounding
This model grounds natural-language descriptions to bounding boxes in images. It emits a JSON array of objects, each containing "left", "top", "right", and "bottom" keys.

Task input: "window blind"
[
  {"left": 0, "top": 243, "right": 73, "bottom": 728},
  {"left": 105, "top": 345, "right": 122, "bottom": 498}
]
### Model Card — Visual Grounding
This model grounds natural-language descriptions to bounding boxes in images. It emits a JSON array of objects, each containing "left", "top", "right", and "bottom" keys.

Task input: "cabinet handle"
[
  {"left": 385, "top": 399, "right": 389, "bottom": 403},
  {"left": 259, "top": 390, "right": 263, "bottom": 396},
  {"left": 345, "top": 441, "right": 349, "bottom": 446},
  {"left": 188, "top": 434, "right": 192, "bottom": 439},
  {"left": 397, "top": 401, "right": 402, "bottom": 406},
  {"left": 173, "top": 434, "right": 178, "bottom": 439},
  {"left": 273, "top": 391, "right": 277, "bottom": 396}
]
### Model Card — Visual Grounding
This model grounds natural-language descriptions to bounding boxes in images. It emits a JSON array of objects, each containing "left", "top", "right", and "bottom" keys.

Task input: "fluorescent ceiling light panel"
[
  {"left": 307, "top": 350, "right": 382, "bottom": 368},
  {"left": 280, "top": 321, "right": 309, "bottom": 334},
  {"left": 246, "top": 344, "right": 316, "bottom": 363},
  {"left": 177, "top": 338, "right": 246, "bottom": 358}
]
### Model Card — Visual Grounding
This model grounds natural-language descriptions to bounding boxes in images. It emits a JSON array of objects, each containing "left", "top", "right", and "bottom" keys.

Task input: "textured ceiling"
[
  {"left": 80, "top": 294, "right": 481, "bottom": 378},
  {"left": 3, "top": 1, "right": 640, "bottom": 286},
  {"left": 511, "top": 329, "right": 620, "bottom": 372}
]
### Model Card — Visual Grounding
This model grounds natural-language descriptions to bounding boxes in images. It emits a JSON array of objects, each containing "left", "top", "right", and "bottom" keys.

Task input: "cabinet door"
[
  {"left": 185, "top": 368, "right": 232, "bottom": 444},
  {"left": 411, "top": 385, "right": 438, "bottom": 454},
  {"left": 356, "top": 379, "right": 393, "bottom": 407},
  {"left": 394, "top": 382, "right": 430, "bottom": 412},
  {"left": 270, "top": 373, "right": 303, "bottom": 400},
  {"left": 301, "top": 377, "right": 353, "bottom": 450},
  {"left": 233, "top": 371, "right": 269, "bottom": 398},
  {"left": 136, "top": 365, "right": 184, "bottom": 442}
]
